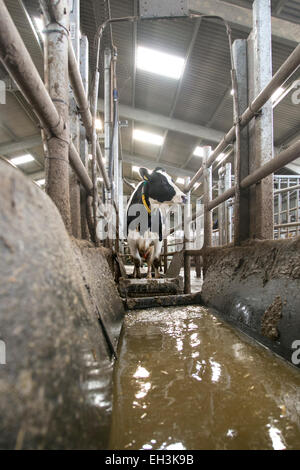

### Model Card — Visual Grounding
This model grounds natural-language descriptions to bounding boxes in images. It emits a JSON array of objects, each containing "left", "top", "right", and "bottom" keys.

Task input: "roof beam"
[
  {"left": 0, "top": 134, "right": 42, "bottom": 155},
  {"left": 0, "top": 135, "right": 195, "bottom": 177},
  {"left": 98, "top": 99, "right": 225, "bottom": 143},
  {"left": 122, "top": 152, "right": 195, "bottom": 178},
  {"left": 188, "top": 0, "right": 300, "bottom": 45}
]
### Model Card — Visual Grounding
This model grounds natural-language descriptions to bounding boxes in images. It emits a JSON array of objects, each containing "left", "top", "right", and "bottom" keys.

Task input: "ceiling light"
[
  {"left": 36, "top": 178, "right": 45, "bottom": 186},
  {"left": 11, "top": 154, "right": 34, "bottom": 165},
  {"left": 176, "top": 177, "right": 185, "bottom": 185},
  {"left": 193, "top": 146, "right": 204, "bottom": 157},
  {"left": 133, "top": 129, "right": 164, "bottom": 146},
  {"left": 230, "top": 89, "right": 234, "bottom": 96},
  {"left": 137, "top": 46, "right": 185, "bottom": 80}
]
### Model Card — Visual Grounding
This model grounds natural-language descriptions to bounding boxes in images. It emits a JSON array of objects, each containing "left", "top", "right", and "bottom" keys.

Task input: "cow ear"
[{"left": 139, "top": 167, "right": 150, "bottom": 181}]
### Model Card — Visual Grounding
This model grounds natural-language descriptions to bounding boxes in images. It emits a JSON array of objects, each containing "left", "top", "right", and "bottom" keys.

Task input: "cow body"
[{"left": 126, "top": 167, "right": 186, "bottom": 279}]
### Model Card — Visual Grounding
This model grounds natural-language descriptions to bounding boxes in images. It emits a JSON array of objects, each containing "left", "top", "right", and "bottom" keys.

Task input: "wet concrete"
[
  {"left": 0, "top": 161, "right": 124, "bottom": 449},
  {"left": 109, "top": 305, "right": 300, "bottom": 450},
  {"left": 202, "top": 240, "right": 300, "bottom": 366}
]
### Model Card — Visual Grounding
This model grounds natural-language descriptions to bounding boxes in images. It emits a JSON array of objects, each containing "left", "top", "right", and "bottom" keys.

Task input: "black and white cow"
[{"left": 127, "top": 167, "right": 187, "bottom": 279}]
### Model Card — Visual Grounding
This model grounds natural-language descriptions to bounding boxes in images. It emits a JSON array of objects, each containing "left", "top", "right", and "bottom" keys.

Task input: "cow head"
[{"left": 139, "top": 167, "right": 187, "bottom": 205}]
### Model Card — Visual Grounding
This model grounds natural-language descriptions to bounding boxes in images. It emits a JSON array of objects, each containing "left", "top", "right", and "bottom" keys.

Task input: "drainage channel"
[{"left": 109, "top": 305, "right": 300, "bottom": 450}]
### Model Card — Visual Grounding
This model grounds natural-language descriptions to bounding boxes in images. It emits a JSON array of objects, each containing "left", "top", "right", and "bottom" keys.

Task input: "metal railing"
[{"left": 274, "top": 175, "right": 300, "bottom": 239}]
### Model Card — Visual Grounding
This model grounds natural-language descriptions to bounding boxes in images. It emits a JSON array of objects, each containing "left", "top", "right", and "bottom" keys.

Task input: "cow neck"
[{"left": 141, "top": 181, "right": 151, "bottom": 214}]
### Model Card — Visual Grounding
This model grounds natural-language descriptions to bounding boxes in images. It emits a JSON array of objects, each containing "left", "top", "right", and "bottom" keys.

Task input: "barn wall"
[
  {"left": 202, "top": 239, "right": 300, "bottom": 367},
  {"left": 0, "top": 161, "right": 124, "bottom": 449}
]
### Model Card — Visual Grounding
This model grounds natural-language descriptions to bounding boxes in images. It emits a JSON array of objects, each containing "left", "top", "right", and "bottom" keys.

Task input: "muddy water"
[{"left": 109, "top": 305, "right": 300, "bottom": 450}]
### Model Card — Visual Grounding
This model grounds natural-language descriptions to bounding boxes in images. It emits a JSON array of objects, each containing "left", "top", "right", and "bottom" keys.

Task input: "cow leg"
[
  {"left": 146, "top": 262, "right": 152, "bottom": 279},
  {"left": 152, "top": 240, "right": 162, "bottom": 279},
  {"left": 146, "top": 245, "right": 154, "bottom": 279},
  {"left": 133, "top": 257, "right": 141, "bottom": 279},
  {"left": 153, "top": 258, "right": 160, "bottom": 279}
]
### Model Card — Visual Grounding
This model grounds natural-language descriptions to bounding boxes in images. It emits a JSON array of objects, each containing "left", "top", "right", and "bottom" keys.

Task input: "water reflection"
[
  {"left": 109, "top": 305, "right": 300, "bottom": 450},
  {"left": 133, "top": 365, "right": 150, "bottom": 379},
  {"left": 209, "top": 359, "right": 221, "bottom": 383},
  {"left": 268, "top": 426, "right": 286, "bottom": 450}
]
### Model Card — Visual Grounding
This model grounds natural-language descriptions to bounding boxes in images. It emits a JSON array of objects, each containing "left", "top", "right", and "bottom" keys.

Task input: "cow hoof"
[
  {"left": 155, "top": 274, "right": 160, "bottom": 279},
  {"left": 146, "top": 274, "right": 152, "bottom": 279}
]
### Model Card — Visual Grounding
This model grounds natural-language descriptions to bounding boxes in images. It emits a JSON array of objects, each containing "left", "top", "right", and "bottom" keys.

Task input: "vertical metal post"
[
  {"left": 218, "top": 166, "right": 225, "bottom": 245},
  {"left": 69, "top": 0, "right": 81, "bottom": 238},
  {"left": 79, "top": 34, "right": 89, "bottom": 240},
  {"left": 232, "top": 39, "right": 250, "bottom": 244},
  {"left": 104, "top": 48, "right": 112, "bottom": 203},
  {"left": 195, "top": 255, "right": 201, "bottom": 278},
  {"left": 184, "top": 176, "right": 191, "bottom": 294},
  {"left": 203, "top": 146, "right": 212, "bottom": 249},
  {"left": 248, "top": 0, "right": 274, "bottom": 239},
  {"left": 112, "top": 50, "right": 119, "bottom": 207},
  {"left": 90, "top": 39, "right": 100, "bottom": 244},
  {"left": 163, "top": 238, "right": 168, "bottom": 275},
  {"left": 44, "top": 0, "right": 71, "bottom": 232},
  {"left": 118, "top": 159, "right": 124, "bottom": 245},
  {"left": 79, "top": 35, "right": 89, "bottom": 167},
  {"left": 225, "top": 162, "right": 233, "bottom": 243}
]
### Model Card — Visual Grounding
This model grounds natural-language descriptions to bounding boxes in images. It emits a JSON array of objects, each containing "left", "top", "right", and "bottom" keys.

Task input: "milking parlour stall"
[{"left": 0, "top": 0, "right": 300, "bottom": 458}]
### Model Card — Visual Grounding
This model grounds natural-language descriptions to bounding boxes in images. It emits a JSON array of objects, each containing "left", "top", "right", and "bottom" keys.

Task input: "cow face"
[{"left": 140, "top": 167, "right": 187, "bottom": 205}]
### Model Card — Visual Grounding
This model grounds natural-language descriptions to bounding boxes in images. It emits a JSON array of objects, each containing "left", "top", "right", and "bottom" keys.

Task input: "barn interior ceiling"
[{"left": 0, "top": 0, "right": 300, "bottom": 196}]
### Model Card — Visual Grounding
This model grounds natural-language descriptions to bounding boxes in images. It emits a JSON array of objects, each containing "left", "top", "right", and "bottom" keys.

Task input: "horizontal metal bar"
[
  {"left": 240, "top": 140, "right": 300, "bottom": 189},
  {"left": 98, "top": 99, "right": 225, "bottom": 144},
  {"left": 207, "top": 186, "right": 235, "bottom": 211},
  {"left": 274, "top": 222, "right": 300, "bottom": 228},
  {"left": 188, "top": 0, "right": 300, "bottom": 45},
  {"left": 206, "top": 140, "right": 300, "bottom": 211},
  {"left": 274, "top": 184, "right": 300, "bottom": 195}
]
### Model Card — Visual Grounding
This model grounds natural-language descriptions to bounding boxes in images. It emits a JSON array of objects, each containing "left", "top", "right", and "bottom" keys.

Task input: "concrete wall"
[
  {"left": 0, "top": 161, "right": 124, "bottom": 449},
  {"left": 202, "top": 239, "right": 300, "bottom": 368}
]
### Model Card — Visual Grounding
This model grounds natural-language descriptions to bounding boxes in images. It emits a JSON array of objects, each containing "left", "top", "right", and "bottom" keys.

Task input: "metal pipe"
[
  {"left": 68, "top": 39, "right": 110, "bottom": 190},
  {"left": 240, "top": 140, "right": 300, "bottom": 190},
  {"left": 69, "top": 0, "right": 81, "bottom": 238},
  {"left": 43, "top": 0, "right": 71, "bottom": 231},
  {"left": 104, "top": 48, "right": 112, "bottom": 201},
  {"left": 69, "top": 143, "right": 93, "bottom": 192},
  {"left": 274, "top": 222, "right": 300, "bottom": 229},
  {"left": 207, "top": 186, "right": 235, "bottom": 211},
  {"left": 207, "top": 139, "right": 300, "bottom": 211},
  {"left": 0, "top": 0, "right": 64, "bottom": 136},
  {"left": 274, "top": 184, "right": 300, "bottom": 195},
  {"left": 79, "top": 34, "right": 90, "bottom": 240},
  {"left": 184, "top": 177, "right": 191, "bottom": 294},
  {"left": 112, "top": 49, "right": 119, "bottom": 207},
  {"left": 185, "top": 42, "right": 300, "bottom": 193},
  {"left": 203, "top": 147, "right": 212, "bottom": 248}
]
